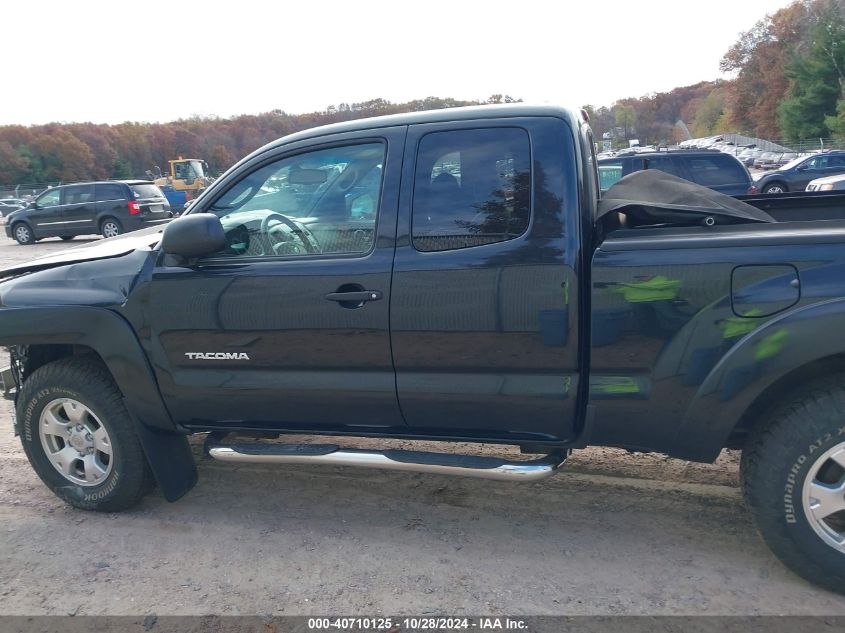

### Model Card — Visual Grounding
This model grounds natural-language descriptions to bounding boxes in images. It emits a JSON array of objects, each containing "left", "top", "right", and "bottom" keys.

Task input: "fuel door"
[{"left": 731, "top": 264, "right": 800, "bottom": 318}]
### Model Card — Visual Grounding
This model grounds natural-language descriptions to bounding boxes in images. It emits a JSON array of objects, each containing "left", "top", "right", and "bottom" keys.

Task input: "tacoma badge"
[{"left": 185, "top": 352, "right": 250, "bottom": 360}]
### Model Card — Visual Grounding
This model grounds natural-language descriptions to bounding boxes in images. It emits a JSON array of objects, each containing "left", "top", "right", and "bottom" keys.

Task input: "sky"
[{"left": 0, "top": 0, "right": 796, "bottom": 126}]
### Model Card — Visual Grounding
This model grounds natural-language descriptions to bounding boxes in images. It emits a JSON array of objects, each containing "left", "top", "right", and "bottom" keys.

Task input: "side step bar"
[{"left": 207, "top": 443, "right": 568, "bottom": 482}]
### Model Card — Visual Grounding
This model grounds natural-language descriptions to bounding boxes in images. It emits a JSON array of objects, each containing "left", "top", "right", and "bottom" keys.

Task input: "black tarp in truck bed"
[{"left": 597, "top": 170, "right": 775, "bottom": 226}]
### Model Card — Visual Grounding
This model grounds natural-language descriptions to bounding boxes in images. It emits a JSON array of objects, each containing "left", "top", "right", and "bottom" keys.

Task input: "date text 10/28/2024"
[{"left": 307, "top": 617, "right": 529, "bottom": 631}]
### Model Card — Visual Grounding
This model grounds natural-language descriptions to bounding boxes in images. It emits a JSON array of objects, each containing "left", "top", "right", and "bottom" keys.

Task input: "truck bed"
[{"left": 737, "top": 190, "right": 845, "bottom": 222}]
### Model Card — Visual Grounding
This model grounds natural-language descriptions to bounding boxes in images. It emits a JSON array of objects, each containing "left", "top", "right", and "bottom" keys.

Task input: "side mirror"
[
  {"left": 160, "top": 213, "right": 226, "bottom": 261},
  {"left": 796, "top": 164, "right": 808, "bottom": 171}
]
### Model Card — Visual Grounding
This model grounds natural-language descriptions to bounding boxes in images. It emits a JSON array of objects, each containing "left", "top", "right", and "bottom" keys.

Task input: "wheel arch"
[
  {"left": 0, "top": 306, "right": 196, "bottom": 501},
  {"left": 672, "top": 297, "right": 845, "bottom": 461},
  {"left": 763, "top": 180, "right": 789, "bottom": 192},
  {"left": 10, "top": 220, "right": 34, "bottom": 241}
]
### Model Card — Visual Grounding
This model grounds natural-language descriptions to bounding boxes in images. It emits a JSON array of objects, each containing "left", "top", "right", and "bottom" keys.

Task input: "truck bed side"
[{"left": 589, "top": 219, "right": 845, "bottom": 461}]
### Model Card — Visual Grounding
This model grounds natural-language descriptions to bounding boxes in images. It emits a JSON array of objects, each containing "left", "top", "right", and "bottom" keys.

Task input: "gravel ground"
[{"left": 1, "top": 235, "right": 845, "bottom": 616}]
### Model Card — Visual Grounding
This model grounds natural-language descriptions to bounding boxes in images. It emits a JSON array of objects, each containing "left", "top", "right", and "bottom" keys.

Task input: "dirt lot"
[{"left": 1, "top": 235, "right": 845, "bottom": 616}]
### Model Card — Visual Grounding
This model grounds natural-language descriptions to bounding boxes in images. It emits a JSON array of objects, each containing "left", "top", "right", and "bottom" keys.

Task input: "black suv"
[
  {"left": 5, "top": 180, "right": 172, "bottom": 245},
  {"left": 598, "top": 150, "right": 754, "bottom": 196},
  {"left": 754, "top": 150, "right": 845, "bottom": 193}
]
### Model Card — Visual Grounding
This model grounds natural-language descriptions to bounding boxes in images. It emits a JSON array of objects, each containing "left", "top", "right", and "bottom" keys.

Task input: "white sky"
[{"left": 0, "top": 0, "right": 795, "bottom": 125}]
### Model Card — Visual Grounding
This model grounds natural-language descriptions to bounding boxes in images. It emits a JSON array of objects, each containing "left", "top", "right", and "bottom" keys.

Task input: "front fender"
[
  {"left": 0, "top": 306, "right": 196, "bottom": 501},
  {"left": 674, "top": 297, "right": 845, "bottom": 460},
  {"left": 0, "top": 306, "right": 173, "bottom": 430}
]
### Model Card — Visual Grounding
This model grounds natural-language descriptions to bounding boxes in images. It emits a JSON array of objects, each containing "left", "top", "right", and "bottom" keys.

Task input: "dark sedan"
[{"left": 755, "top": 151, "right": 845, "bottom": 193}]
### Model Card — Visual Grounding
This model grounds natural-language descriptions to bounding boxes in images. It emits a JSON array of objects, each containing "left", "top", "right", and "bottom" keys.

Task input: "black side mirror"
[
  {"left": 796, "top": 164, "right": 808, "bottom": 171},
  {"left": 160, "top": 213, "right": 226, "bottom": 263}
]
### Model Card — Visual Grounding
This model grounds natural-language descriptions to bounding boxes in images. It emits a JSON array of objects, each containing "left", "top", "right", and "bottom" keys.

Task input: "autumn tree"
[
  {"left": 614, "top": 104, "right": 637, "bottom": 141},
  {"left": 691, "top": 87, "right": 729, "bottom": 136},
  {"left": 779, "top": 0, "right": 845, "bottom": 139}
]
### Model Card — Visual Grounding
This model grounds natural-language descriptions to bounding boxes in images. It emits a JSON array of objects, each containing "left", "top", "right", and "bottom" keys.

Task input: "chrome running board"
[{"left": 207, "top": 443, "right": 567, "bottom": 482}]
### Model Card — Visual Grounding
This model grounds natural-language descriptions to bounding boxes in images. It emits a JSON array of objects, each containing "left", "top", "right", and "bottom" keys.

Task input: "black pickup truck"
[{"left": 0, "top": 105, "right": 844, "bottom": 593}]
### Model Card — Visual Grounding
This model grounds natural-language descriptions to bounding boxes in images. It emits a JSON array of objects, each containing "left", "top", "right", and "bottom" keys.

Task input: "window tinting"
[
  {"left": 63, "top": 184, "right": 94, "bottom": 205},
  {"left": 638, "top": 156, "right": 681, "bottom": 178},
  {"left": 130, "top": 183, "right": 164, "bottom": 199},
  {"left": 95, "top": 183, "right": 126, "bottom": 201},
  {"left": 412, "top": 128, "right": 531, "bottom": 252},
  {"left": 684, "top": 156, "right": 747, "bottom": 186},
  {"left": 207, "top": 142, "right": 385, "bottom": 259},
  {"left": 37, "top": 189, "right": 61, "bottom": 207}
]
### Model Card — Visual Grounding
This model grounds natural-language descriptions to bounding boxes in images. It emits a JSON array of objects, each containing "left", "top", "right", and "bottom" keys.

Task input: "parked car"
[
  {"left": 4, "top": 180, "right": 172, "bottom": 245},
  {"left": 755, "top": 150, "right": 845, "bottom": 193},
  {"left": 0, "top": 199, "right": 25, "bottom": 217},
  {"left": 597, "top": 150, "right": 754, "bottom": 196},
  {"left": 775, "top": 152, "right": 799, "bottom": 167},
  {"left": 3, "top": 105, "right": 845, "bottom": 593},
  {"left": 738, "top": 148, "right": 763, "bottom": 166},
  {"left": 753, "top": 152, "right": 777, "bottom": 169},
  {"left": 806, "top": 172, "right": 845, "bottom": 191}
]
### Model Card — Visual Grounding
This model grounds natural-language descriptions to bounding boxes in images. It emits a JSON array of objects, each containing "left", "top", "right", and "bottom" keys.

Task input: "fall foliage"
[{"left": 0, "top": 96, "right": 518, "bottom": 187}]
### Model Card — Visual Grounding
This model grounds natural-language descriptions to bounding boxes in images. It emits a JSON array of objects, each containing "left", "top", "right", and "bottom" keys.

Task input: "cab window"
[
  {"left": 412, "top": 127, "right": 531, "bottom": 252},
  {"left": 207, "top": 142, "right": 385, "bottom": 259}
]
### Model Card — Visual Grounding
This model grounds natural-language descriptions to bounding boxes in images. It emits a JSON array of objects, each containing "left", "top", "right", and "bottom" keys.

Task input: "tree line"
[
  {"left": 586, "top": 0, "right": 845, "bottom": 147},
  {"left": 0, "top": 96, "right": 518, "bottom": 187}
]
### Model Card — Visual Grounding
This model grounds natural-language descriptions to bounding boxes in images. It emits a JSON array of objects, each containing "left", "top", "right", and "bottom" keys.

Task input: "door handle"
[{"left": 324, "top": 290, "right": 382, "bottom": 303}]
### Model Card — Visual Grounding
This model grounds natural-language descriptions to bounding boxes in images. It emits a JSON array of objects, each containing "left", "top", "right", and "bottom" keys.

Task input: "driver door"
[{"left": 146, "top": 128, "right": 407, "bottom": 432}]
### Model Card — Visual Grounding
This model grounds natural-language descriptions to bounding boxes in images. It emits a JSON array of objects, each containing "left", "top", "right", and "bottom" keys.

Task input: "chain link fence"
[{"left": 0, "top": 183, "right": 59, "bottom": 202}]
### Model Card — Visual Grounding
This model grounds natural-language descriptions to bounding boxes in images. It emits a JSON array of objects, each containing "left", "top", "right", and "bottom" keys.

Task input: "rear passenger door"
[
  {"left": 390, "top": 118, "right": 582, "bottom": 443},
  {"left": 60, "top": 184, "right": 96, "bottom": 234},
  {"left": 94, "top": 183, "right": 127, "bottom": 232}
]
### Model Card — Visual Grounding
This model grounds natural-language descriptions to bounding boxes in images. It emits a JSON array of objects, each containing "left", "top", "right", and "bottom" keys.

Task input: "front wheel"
[
  {"left": 742, "top": 376, "right": 845, "bottom": 593},
  {"left": 12, "top": 223, "right": 34, "bottom": 245},
  {"left": 17, "top": 357, "right": 155, "bottom": 511}
]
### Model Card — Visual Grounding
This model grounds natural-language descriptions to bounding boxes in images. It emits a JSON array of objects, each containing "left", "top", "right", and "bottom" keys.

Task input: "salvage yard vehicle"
[
  {"left": 807, "top": 173, "right": 845, "bottom": 191},
  {"left": 0, "top": 105, "right": 844, "bottom": 593},
  {"left": 4, "top": 180, "right": 172, "bottom": 244},
  {"left": 597, "top": 150, "right": 754, "bottom": 196},
  {"left": 756, "top": 150, "right": 845, "bottom": 193}
]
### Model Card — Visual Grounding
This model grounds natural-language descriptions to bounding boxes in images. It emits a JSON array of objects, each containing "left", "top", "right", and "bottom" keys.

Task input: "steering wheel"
[{"left": 260, "top": 212, "right": 321, "bottom": 255}]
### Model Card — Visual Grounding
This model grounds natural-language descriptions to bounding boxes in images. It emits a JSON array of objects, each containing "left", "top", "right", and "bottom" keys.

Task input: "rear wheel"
[
  {"left": 762, "top": 182, "right": 787, "bottom": 194},
  {"left": 17, "top": 357, "right": 154, "bottom": 511},
  {"left": 12, "top": 223, "right": 34, "bottom": 245},
  {"left": 742, "top": 376, "right": 845, "bottom": 593},
  {"left": 100, "top": 218, "right": 122, "bottom": 239}
]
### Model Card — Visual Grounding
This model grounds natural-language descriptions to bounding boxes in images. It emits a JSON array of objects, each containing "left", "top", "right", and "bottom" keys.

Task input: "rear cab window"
[{"left": 411, "top": 127, "right": 531, "bottom": 252}]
